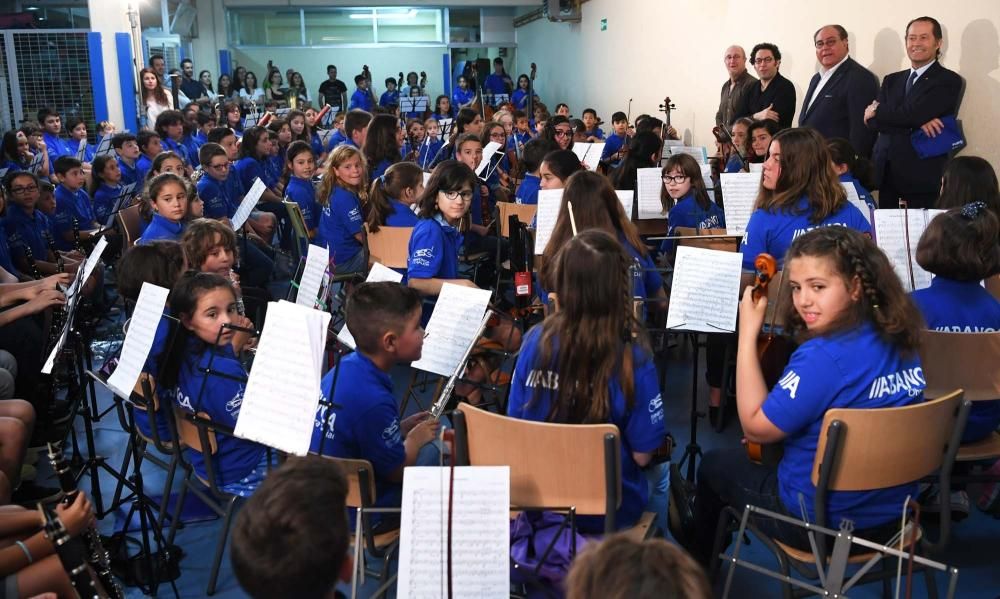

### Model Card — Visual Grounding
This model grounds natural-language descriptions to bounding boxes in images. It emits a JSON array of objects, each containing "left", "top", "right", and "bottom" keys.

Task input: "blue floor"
[{"left": 60, "top": 333, "right": 1000, "bottom": 598}]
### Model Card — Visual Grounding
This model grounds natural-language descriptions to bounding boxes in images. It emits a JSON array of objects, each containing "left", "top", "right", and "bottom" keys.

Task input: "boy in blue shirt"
[
  {"left": 112, "top": 133, "right": 143, "bottom": 187},
  {"left": 581, "top": 108, "right": 605, "bottom": 141},
  {"left": 339, "top": 110, "right": 372, "bottom": 149},
  {"left": 325, "top": 113, "right": 347, "bottom": 152},
  {"left": 136, "top": 130, "right": 163, "bottom": 181},
  {"left": 508, "top": 110, "right": 533, "bottom": 152},
  {"left": 600, "top": 111, "right": 630, "bottom": 168},
  {"left": 514, "top": 139, "right": 549, "bottom": 205},
  {"left": 310, "top": 282, "right": 440, "bottom": 519},
  {"left": 196, "top": 143, "right": 241, "bottom": 220},
  {"left": 51, "top": 157, "right": 99, "bottom": 251},
  {"left": 379, "top": 77, "right": 400, "bottom": 108},
  {"left": 37, "top": 107, "right": 72, "bottom": 173},
  {"left": 349, "top": 74, "right": 374, "bottom": 112}
]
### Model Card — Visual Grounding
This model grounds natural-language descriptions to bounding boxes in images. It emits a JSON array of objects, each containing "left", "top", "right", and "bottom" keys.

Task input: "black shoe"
[
  {"left": 708, "top": 406, "right": 720, "bottom": 428},
  {"left": 11, "top": 482, "right": 62, "bottom": 506}
]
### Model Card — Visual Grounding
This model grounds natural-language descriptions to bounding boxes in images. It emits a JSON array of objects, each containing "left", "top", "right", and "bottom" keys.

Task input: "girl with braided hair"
[
  {"left": 739, "top": 127, "right": 871, "bottom": 271},
  {"left": 690, "top": 226, "right": 926, "bottom": 563}
]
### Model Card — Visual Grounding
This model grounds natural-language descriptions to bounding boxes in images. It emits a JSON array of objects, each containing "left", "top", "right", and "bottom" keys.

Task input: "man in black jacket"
[
  {"left": 865, "top": 16, "right": 963, "bottom": 208},
  {"left": 738, "top": 43, "right": 796, "bottom": 130},
  {"left": 799, "top": 25, "right": 879, "bottom": 157}
]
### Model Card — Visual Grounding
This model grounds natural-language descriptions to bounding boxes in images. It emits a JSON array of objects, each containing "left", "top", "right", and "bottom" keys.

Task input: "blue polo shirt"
[
  {"left": 117, "top": 157, "right": 141, "bottom": 187},
  {"left": 601, "top": 133, "right": 627, "bottom": 162},
  {"left": 43, "top": 132, "right": 72, "bottom": 172},
  {"left": 349, "top": 88, "right": 373, "bottom": 112},
  {"left": 911, "top": 276, "right": 1000, "bottom": 442},
  {"left": 838, "top": 173, "right": 877, "bottom": 210},
  {"left": 325, "top": 130, "right": 346, "bottom": 152},
  {"left": 483, "top": 73, "right": 508, "bottom": 95},
  {"left": 137, "top": 213, "right": 183, "bottom": 245},
  {"left": 197, "top": 172, "right": 242, "bottom": 219},
  {"left": 452, "top": 88, "right": 475, "bottom": 108},
  {"left": 310, "top": 352, "right": 406, "bottom": 511},
  {"left": 379, "top": 90, "right": 400, "bottom": 108},
  {"left": 51, "top": 185, "right": 92, "bottom": 250},
  {"left": 407, "top": 215, "right": 463, "bottom": 323},
  {"left": 385, "top": 199, "right": 419, "bottom": 228},
  {"left": 762, "top": 322, "right": 924, "bottom": 529},
  {"left": 515, "top": 174, "right": 541, "bottom": 205},
  {"left": 234, "top": 156, "right": 268, "bottom": 195},
  {"left": 5, "top": 206, "right": 51, "bottom": 264},
  {"left": 660, "top": 193, "right": 726, "bottom": 254},
  {"left": 92, "top": 183, "right": 122, "bottom": 225},
  {"left": 370, "top": 158, "right": 392, "bottom": 182},
  {"left": 583, "top": 127, "right": 605, "bottom": 141},
  {"left": 319, "top": 186, "right": 363, "bottom": 266},
  {"left": 161, "top": 138, "right": 190, "bottom": 166},
  {"left": 740, "top": 197, "right": 872, "bottom": 270},
  {"left": 508, "top": 326, "right": 666, "bottom": 533},
  {"left": 511, "top": 89, "right": 529, "bottom": 110},
  {"left": 136, "top": 155, "right": 154, "bottom": 183},
  {"left": 284, "top": 176, "right": 320, "bottom": 231},
  {"left": 418, "top": 139, "right": 444, "bottom": 169},
  {"left": 167, "top": 341, "right": 265, "bottom": 487}
]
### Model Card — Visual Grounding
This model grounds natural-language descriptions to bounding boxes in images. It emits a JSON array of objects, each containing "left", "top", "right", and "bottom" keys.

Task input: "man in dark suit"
[
  {"left": 799, "top": 25, "right": 879, "bottom": 157},
  {"left": 737, "top": 43, "right": 796, "bottom": 129},
  {"left": 865, "top": 16, "right": 963, "bottom": 208}
]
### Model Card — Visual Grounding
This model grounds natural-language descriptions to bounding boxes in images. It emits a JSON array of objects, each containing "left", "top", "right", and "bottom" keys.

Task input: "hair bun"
[{"left": 961, "top": 201, "right": 987, "bottom": 220}]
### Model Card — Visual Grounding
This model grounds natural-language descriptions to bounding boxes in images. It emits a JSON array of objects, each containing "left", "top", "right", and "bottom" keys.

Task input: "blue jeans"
[{"left": 645, "top": 461, "right": 670, "bottom": 534}]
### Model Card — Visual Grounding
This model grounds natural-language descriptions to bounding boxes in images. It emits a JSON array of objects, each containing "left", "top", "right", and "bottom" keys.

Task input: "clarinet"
[
  {"left": 72, "top": 218, "right": 85, "bottom": 253},
  {"left": 47, "top": 443, "right": 125, "bottom": 599},
  {"left": 228, "top": 270, "right": 246, "bottom": 316},
  {"left": 40, "top": 504, "right": 111, "bottom": 599},
  {"left": 21, "top": 241, "right": 43, "bottom": 280},
  {"left": 43, "top": 229, "right": 66, "bottom": 273}
]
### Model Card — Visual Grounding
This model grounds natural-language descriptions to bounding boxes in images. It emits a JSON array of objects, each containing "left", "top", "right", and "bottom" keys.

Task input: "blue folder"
[{"left": 910, "top": 115, "right": 965, "bottom": 159}]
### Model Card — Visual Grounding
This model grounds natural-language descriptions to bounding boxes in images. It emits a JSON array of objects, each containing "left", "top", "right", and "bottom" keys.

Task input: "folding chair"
[
  {"left": 496, "top": 202, "right": 537, "bottom": 238},
  {"left": 282, "top": 199, "right": 311, "bottom": 261},
  {"left": 364, "top": 224, "right": 412, "bottom": 270},
  {"left": 117, "top": 202, "right": 144, "bottom": 248},
  {"left": 711, "top": 390, "right": 970, "bottom": 599},
  {"left": 920, "top": 330, "right": 1000, "bottom": 479}
]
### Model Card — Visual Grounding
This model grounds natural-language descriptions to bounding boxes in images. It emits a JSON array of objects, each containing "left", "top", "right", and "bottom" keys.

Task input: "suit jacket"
[
  {"left": 737, "top": 72, "right": 796, "bottom": 129},
  {"left": 798, "top": 57, "right": 879, "bottom": 157},
  {"left": 867, "top": 61, "right": 963, "bottom": 194}
]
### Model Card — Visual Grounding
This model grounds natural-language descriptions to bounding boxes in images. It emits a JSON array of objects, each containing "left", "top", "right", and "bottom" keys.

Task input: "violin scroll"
[{"left": 751, "top": 253, "right": 777, "bottom": 303}]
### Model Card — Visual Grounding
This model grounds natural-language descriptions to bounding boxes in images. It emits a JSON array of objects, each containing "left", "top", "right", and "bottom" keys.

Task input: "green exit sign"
[{"left": 600, "top": 18, "right": 607, "bottom": 31}]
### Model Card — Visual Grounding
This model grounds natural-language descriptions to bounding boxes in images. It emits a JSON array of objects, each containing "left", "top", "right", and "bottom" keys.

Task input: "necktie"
[{"left": 905, "top": 71, "right": 919, "bottom": 96}]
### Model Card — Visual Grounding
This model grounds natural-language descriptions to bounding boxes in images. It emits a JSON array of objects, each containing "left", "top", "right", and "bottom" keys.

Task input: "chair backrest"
[
  {"left": 812, "top": 390, "right": 966, "bottom": 491},
  {"left": 283, "top": 200, "right": 310, "bottom": 243},
  {"left": 986, "top": 274, "right": 1000, "bottom": 302},
  {"left": 172, "top": 406, "right": 219, "bottom": 455},
  {"left": 674, "top": 227, "right": 741, "bottom": 252},
  {"left": 919, "top": 330, "right": 1000, "bottom": 401},
  {"left": 118, "top": 202, "right": 143, "bottom": 248},
  {"left": 497, "top": 202, "right": 537, "bottom": 238},
  {"left": 454, "top": 403, "right": 620, "bottom": 517},
  {"left": 319, "top": 456, "right": 376, "bottom": 509},
  {"left": 365, "top": 224, "right": 412, "bottom": 269}
]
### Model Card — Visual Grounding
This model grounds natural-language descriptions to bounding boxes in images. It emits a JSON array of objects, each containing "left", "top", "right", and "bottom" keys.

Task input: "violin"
[
  {"left": 362, "top": 64, "right": 378, "bottom": 107},
  {"left": 744, "top": 253, "right": 791, "bottom": 466},
  {"left": 419, "top": 70, "right": 428, "bottom": 91},
  {"left": 659, "top": 96, "right": 676, "bottom": 141}
]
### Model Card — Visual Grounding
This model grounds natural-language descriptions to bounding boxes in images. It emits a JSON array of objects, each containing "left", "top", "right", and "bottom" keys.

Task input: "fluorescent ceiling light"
[{"left": 349, "top": 9, "right": 417, "bottom": 20}]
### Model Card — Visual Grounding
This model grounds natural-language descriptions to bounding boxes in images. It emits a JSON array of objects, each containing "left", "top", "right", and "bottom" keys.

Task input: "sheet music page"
[
  {"left": 615, "top": 190, "right": 635, "bottom": 221},
  {"left": 749, "top": 162, "right": 763, "bottom": 173},
  {"left": 533, "top": 189, "right": 563, "bottom": 254},
  {"left": 412, "top": 283, "right": 491, "bottom": 377},
  {"left": 841, "top": 182, "right": 872, "bottom": 225},
  {"left": 873, "top": 209, "right": 944, "bottom": 292},
  {"left": 336, "top": 263, "right": 404, "bottom": 350},
  {"left": 28, "top": 151, "right": 43, "bottom": 172},
  {"left": 235, "top": 301, "right": 330, "bottom": 455},
  {"left": 719, "top": 172, "right": 761, "bottom": 234},
  {"left": 75, "top": 139, "right": 87, "bottom": 161},
  {"left": 397, "top": 466, "right": 510, "bottom": 599},
  {"left": 295, "top": 244, "right": 330, "bottom": 308},
  {"left": 665, "top": 146, "right": 708, "bottom": 165},
  {"left": 42, "top": 263, "right": 88, "bottom": 374},
  {"left": 571, "top": 143, "right": 589, "bottom": 163},
  {"left": 66, "top": 235, "right": 108, "bottom": 303},
  {"left": 475, "top": 141, "right": 503, "bottom": 176},
  {"left": 700, "top": 163, "right": 715, "bottom": 190},
  {"left": 637, "top": 167, "right": 665, "bottom": 220},
  {"left": 318, "top": 128, "right": 334, "bottom": 146},
  {"left": 107, "top": 283, "right": 169, "bottom": 398},
  {"left": 94, "top": 134, "right": 114, "bottom": 157},
  {"left": 666, "top": 246, "right": 743, "bottom": 333},
  {"left": 438, "top": 118, "right": 454, "bottom": 136},
  {"left": 231, "top": 178, "right": 266, "bottom": 230},
  {"left": 422, "top": 172, "right": 432, "bottom": 187}
]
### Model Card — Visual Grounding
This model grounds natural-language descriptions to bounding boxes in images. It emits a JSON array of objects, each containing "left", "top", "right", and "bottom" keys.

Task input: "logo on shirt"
[
  {"left": 934, "top": 325, "right": 997, "bottom": 333},
  {"left": 314, "top": 404, "right": 337, "bottom": 440},
  {"left": 867, "top": 367, "right": 925, "bottom": 400},
  {"left": 382, "top": 418, "right": 401, "bottom": 448},
  {"left": 525, "top": 369, "right": 559, "bottom": 390},
  {"left": 792, "top": 222, "right": 848, "bottom": 240},
  {"left": 348, "top": 206, "right": 361, "bottom": 222},
  {"left": 412, "top": 247, "right": 434, "bottom": 268},
  {"left": 648, "top": 393, "right": 664, "bottom": 424},
  {"left": 700, "top": 215, "right": 722, "bottom": 229},
  {"left": 778, "top": 370, "right": 800, "bottom": 399},
  {"left": 226, "top": 388, "right": 245, "bottom": 418}
]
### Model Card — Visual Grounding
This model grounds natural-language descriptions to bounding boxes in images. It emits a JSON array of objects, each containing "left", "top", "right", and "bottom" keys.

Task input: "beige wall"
[{"left": 516, "top": 0, "right": 1000, "bottom": 165}]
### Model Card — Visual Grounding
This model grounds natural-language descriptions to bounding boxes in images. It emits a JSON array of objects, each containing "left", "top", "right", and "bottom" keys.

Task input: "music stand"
[
  {"left": 491, "top": 94, "right": 510, "bottom": 107},
  {"left": 400, "top": 96, "right": 429, "bottom": 115}
]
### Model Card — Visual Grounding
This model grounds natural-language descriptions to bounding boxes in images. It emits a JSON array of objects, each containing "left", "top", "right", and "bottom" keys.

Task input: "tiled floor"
[{"left": 65, "top": 333, "right": 1000, "bottom": 598}]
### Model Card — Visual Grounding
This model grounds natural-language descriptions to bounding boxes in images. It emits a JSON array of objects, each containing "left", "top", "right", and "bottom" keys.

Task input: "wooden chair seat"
[
  {"left": 364, "top": 224, "right": 412, "bottom": 270},
  {"left": 957, "top": 431, "right": 1000, "bottom": 461},
  {"left": 117, "top": 202, "right": 143, "bottom": 248},
  {"left": 497, "top": 202, "right": 537, "bottom": 238},
  {"left": 774, "top": 525, "right": 922, "bottom": 565}
]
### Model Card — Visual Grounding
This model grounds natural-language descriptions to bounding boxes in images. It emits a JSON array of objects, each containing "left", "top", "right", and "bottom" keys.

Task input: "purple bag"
[{"left": 510, "top": 511, "right": 590, "bottom": 592}]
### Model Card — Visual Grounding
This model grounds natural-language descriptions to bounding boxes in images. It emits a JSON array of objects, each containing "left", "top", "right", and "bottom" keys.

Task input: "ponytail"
[{"left": 365, "top": 162, "right": 423, "bottom": 232}]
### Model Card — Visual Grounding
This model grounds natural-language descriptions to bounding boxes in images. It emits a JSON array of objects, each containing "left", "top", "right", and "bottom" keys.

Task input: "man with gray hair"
[{"left": 716, "top": 45, "right": 757, "bottom": 128}]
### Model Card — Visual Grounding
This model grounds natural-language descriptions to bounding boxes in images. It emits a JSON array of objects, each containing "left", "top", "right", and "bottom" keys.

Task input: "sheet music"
[
  {"left": 475, "top": 141, "right": 503, "bottom": 176},
  {"left": 666, "top": 246, "right": 743, "bottom": 333},
  {"left": 663, "top": 145, "right": 708, "bottom": 165},
  {"left": 106, "top": 182, "right": 137, "bottom": 226},
  {"left": 336, "top": 263, "right": 404, "bottom": 350},
  {"left": 295, "top": 244, "right": 329, "bottom": 308},
  {"left": 615, "top": 190, "right": 634, "bottom": 221},
  {"left": 107, "top": 283, "right": 169, "bottom": 399},
  {"left": 412, "top": 283, "right": 491, "bottom": 377},
  {"left": 719, "top": 172, "right": 761, "bottom": 234},
  {"left": 422, "top": 172, "right": 432, "bottom": 187},
  {"left": 840, "top": 182, "right": 872, "bottom": 225},
  {"left": 571, "top": 143, "right": 606, "bottom": 167},
  {"left": 318, "top": 128, "right": 335, "bottom": 147},
  {"left": 873, "top": 209, "right": 945, "bottom": 292},
  {"left": 397, "top": 466, "right": 510, "bottom": 599},
  {"left": 94, "top": 134, "right": 114, "bottom": 157},
  {"left": 533, "top": 189, "right": 563, "bottom": 254},
  {"left": 235, "top": 301, "right": 330, "bottom": 456},
  {"left": 749, "top": 162, "right": 763, "bottom": 173},
  {"left": 231, "top": 178, "right": 266, "bottom": 230},
  {"left": 75, "top": 138, "right": 87, "bottom": 161},
  {"left": 438, "top": 118, "right": 454, "bottom": 136},
  {"left": 28, "top": 151, "right": 43, "bottom": 173},
  {"left": 636, "top": 167, "right": 664, "bottom": 220},
  {"left": 66, "top": 235, "right": 108, "bottom": 303},
  {"left": 41, "top": 266, "right": 86, "bottom": 375}
]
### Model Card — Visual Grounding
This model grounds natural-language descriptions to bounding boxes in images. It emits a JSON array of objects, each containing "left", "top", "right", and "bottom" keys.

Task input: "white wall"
[
  {"left": 230, "top": 46, "right": 450, "bottom": 101},
  {"left": 516, "top": 0, "right": 1000, "bottom": 165}
]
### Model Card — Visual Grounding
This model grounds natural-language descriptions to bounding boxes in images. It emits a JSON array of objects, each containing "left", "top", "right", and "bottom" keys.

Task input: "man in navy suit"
[
  {"left": 799, "top": 25, "right": 878, "bottom": 157},
  {"left": 865, "top": 16, "right": 963, "bottom": 208}
]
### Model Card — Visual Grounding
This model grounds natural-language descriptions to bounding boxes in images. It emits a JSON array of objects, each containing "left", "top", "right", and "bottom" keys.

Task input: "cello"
[{"left": 744, "top": 253, "right": 791, "bottom": 466}]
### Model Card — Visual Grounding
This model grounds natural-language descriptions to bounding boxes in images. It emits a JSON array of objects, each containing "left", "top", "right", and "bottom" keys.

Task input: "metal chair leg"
[{"left": 206, "top": 496, "right": 239, "bottom": 596}]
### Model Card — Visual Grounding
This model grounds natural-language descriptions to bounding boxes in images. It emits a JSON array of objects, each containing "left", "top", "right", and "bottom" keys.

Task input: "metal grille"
[
  {"left": 144, "top": 37, "right": 181, "bottom": 73},
  {"left": 4, "top": 30, "right": 95, "bottom": 140},
  {"left": 0, "top": 41, "right": 11, "bottom": 132}
]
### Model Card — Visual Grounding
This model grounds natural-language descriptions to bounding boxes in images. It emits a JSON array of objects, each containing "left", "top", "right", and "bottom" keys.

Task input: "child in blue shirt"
[
  {"left": 379, "top": 78, "right": 400, "bottom": 108},
  {"left": 431, "top": 95, "right": 455, "bottom": 121},
  {"left": 196, "top": 144, "right": 241, "bottom": 220},
  {"left": 452, "top": 76, "right": 476, "bottom": 111},
  {"left": 365, "top": 162, "right": 423, "bottom": 234},
  {"left": 135, "top": 131, "right": 162, "bottom": 182},
  {"left": 51, "top": 157, "right": 98, "bottom": 251},
  {"left": 310, "top": 282, "right": 439, "bottom": 516},
  {"left": 318, "top": 145, "right": 367, "bottom": 274},
  {"left": 112, "top": 133, "right": 143, "bottom": 188},
  {"left": 581, "top": 108, "right": 605, "bottom": 142},
  {"left": 65, "top": 117, "right": 96, "bottom": 164},
  {"left": 508, "top": 230, "right": 668, "bottom": 533},
  {"left": 154, "top": 110, "right": 192, "bottom": 170},
  {"left": 691, "top": 226, "right": 927, "bottom": 562},
  {"left": 659, "top": 154, "right": 726, "bottom": 256},
  {"left": 349, "top": 74, "right": 374, "bottom": 112},
  {"left": 4, "top": 171, "right": 68, "bottom": 277},
  {"left": 600, "top": 111, "right": 630, "bottom": 168},
  {"left": 282, "top": 141, "right": 321, "bottom": 242},
  {"left": 89, "top": 155, "right": 124, "bottom": 225},
  {"left": 138, "top": 173, "right": 189, "bottom": 245},
  {"left": 37, "top": 107, "right": 72, "bottom": 173},
  {"left": 740, "top": 128, "right": 871, "bottom": 271},
  {"left": 827, "top": 137, "right": 877, "bottom": 210},
  {"left": 508, "top": 111, "right": 533, "bottom": 154},
  {"left": 159, "top": 271, "right": 265, "bottom": 496},
  {"left": 418, "top": 118, "right": 445, "bottom": 170},
  {"left": 514, "top": 139, "right": 551, "bottom": 205}
]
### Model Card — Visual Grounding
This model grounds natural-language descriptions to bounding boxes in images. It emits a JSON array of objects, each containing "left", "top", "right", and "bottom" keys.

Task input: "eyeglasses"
[
  {"left": 814, "top": 38, "right": 842, "bottom": 49},
  {"left": 754, "top": 56, "right": 776, "bottom": 65},
  {"left": 9, "top": 185, "right": 38, "bottom": 195},
  {"left": 554, "top": 128, "right": 572, "bottom": 137},
  {"left": 661, "top": 175, "right": 690, "bottom": 184},
  {"left": 442, "top": 190, "right": 474, "bottom": 203}
]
